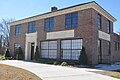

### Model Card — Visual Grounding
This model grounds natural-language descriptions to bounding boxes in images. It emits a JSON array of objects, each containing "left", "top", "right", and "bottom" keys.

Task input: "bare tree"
[{"left": 0, "top": 19, "right": 14, "bottom": 49}]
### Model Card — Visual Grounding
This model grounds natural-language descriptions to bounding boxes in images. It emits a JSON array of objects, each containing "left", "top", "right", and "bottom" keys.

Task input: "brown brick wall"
[
  {"left": 9, "top": 23, "right": 28, "bottom": 56},
  {"left": 91, "top": 9, "right": 120, "bottom": 64},
  {"left": 9, "top": 8, "right": 120, "bottom": 64},
  {"left": 111, "top": 33, "right": 120, "bottom": 62},
  {"left": 74, "top": 8, "right": 98, "bottom": 64}
]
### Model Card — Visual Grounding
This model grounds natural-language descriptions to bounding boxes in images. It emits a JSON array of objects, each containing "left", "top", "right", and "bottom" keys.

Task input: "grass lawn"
[
  {"left": 0, "top": 64, "right": 42, "bottom": 80},
  {"left": 92, "top": 70, "right": 120, "bottom": 79}
]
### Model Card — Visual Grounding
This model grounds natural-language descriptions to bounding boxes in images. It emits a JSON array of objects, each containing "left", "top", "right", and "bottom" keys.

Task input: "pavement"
[{"left": 0, "top": 60, "right": 120, "bottom": 80}]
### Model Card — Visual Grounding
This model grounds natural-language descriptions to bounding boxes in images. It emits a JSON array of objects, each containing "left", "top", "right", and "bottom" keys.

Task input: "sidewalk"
[{"left": 0, "top": 60, "right": 119, "bottom": 80}]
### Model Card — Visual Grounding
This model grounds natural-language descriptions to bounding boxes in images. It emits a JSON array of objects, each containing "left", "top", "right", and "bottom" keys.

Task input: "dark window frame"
[
  {"left": 15, "top": 25, "right": 22, "bottom": 36},
  {"left": 44, "top": 17, "right": 54, "bottom": 32},
  {"left": 107, "top": 20, "right": 110, "bottom": 34},
  {"left": 114, "top": 41, "right": 117, "bottom": 51},
  {"left": 118, "top": 42, "right": 120, "bottom": 51},
  {"left": 60, "top": 38, "right": 82, "bottom": 60},
  {"left": 98, "top": 14, "right": 101, "bottom": 30},
  {"left": 117, "top": 42, "right": 119, "bottom": 51},
  {"left": 98, "top": 39, "right": 102, "bottom": 63},
  {"left": 40, "top": 40, "right": 57, "bottom": 59},
  {"left": 28, "top": 21, "right": 36, "bottom": 33},
  {"left": 107, "top": 41, "right": 111, "bottom": 55},
  {"left": 65, "top": 12, "right": 78, "bottom": 29},
  {"left": 14, "top": 43, "right": 20, "bottom": 53}
]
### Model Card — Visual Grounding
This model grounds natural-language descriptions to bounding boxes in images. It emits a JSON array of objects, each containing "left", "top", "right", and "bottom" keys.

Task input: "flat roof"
[{"left": 9, "top": 1, "right": 117, "bottom": 26}]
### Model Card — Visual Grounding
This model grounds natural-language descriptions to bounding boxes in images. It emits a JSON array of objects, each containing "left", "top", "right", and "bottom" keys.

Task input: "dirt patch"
[
  {"left": 0, "top": 64, "right": 42, "bottom": 80},
  {"left": 92, "top": 70, "right": 120, "bottom": 79}
]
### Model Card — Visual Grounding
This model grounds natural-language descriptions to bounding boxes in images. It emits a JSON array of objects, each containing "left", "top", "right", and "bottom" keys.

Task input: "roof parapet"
[{"left": 9, "top": 1, "right": 116, "bottom": 26}]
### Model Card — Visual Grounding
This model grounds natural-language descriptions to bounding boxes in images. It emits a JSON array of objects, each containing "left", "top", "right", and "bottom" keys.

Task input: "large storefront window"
[
  {"left": 61, "top": 39, "right": 82, "bottom": 60},
  {"left": 41, "top": 41, "right": 57, "bottom": 59}
]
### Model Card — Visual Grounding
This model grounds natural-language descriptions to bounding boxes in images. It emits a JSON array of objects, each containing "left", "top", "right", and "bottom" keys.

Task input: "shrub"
[
  {"left": 61, "top": 62, "right": 68, "bottom": 66},
  {"left": 68, "top": 62, "right": 76, "bottom": 66},
  {"left": 5, "top": 48, "right": 11, "bottom": 58},
  {"left": 34, "top": 46, "right": 39, "bottom": 60},
  {"left": 47, "top": 61, "right": 53, "bottom": 64},
  {"left": 16, "top": 47, "right": 24, "bottom": 60},
  {"left": 53, "top": 61, "right": 57, "bottom": 65},
  {"left": 79, "top": 46, "right": 88, "bottom": 65},
  {"left": 53, "top": 61, "right": 61, "bottom": 65},
  {"left": 0, "top": 56, "right": 6, "bottom": 60}
]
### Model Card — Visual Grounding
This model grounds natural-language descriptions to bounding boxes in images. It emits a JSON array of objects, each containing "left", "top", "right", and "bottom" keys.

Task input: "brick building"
[{"left": 9, "top": 1, "right": 120, "bottom": 64}]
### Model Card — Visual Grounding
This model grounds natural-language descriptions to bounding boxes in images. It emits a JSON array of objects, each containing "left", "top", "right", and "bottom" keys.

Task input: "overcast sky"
[{"left": 0, "top": 0, "right": 120, "bottom": 33}]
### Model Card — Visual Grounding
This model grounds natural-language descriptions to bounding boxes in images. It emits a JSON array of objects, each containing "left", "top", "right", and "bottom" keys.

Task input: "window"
[
  {"left": 98, "top": 40, "right": 102, "bottom": 55},
  {"left": 115, "top": 42, "right": 120, "bottom": 51},
  {"left": 41, "top": 41, "right": 57, "bottom": 59},
  {"left": 28, "top": 21, "right": 36, "bottom": 33},
  {"left": 61, "top": 39, "right": 82, "bottom": 60},
  {"left": 98, "top": 14, "right": 101, "bottom": 30},
  {"left": 107, "top": 42, "right": 111, "bottom": 54},
  {"left": 107, "top": 20, "right": 110, "bottom": 33},
  {"left": 15, "top": 25, "right": 22, "bottom": 35},
  {"left": 98, "top": 39, "right": 102, "bottom": 56},
  {"left": 45, "top": 17, "right": 54, "bottom": 32},
  {"left": 114, "top": 41, "right": 117, "bottom": 51},
  {"left": 118, "top": 42, "right": 120, "bottom": 50},
  {"left": 98, "top": 39, "right": 102, "bottom": 63},
  {"left": 65, "top": 12, "right": 78, "bottom": 28},
  {"left": 14, "top": 43, "right": 20, "bottom": 52}
]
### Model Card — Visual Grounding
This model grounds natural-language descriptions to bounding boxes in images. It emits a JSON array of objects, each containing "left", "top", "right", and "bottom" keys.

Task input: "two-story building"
[{"left": 9, "top": 1, "right": 120, "bottom": 64}]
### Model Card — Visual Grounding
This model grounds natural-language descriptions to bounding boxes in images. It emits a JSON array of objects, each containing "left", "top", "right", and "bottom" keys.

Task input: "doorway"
[{"left": 31, "top": 43, "right": 35, "bottom": 60}]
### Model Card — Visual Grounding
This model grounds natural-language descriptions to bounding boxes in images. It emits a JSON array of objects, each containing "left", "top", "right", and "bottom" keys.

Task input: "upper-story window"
[
  {"left": 65, "top": 12, "right": 78, "bottom": 28},
  {"left": 107, "top": 20, "right": 110, "bottom": 33},
  {"left": 28, "top": 21, "right": 36, "bottom": 33},
  {"left": 98, "top": 14, "right": 101, "bottom": 30},
  {"left": 15, "top": 25, "right": 22, "bottom": 36},
  {"left": 45, "top": 17, "right": 54, "bottom": 32}
]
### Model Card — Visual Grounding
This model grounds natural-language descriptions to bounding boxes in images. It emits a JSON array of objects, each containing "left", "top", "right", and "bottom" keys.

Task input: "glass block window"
[
  {"left": 41, "top": 41, "right": 57, "bottom": 59},
  {"left": 98, "top": 14, "right": 101, "bottom": 30},
  {"left": 61, "top": 39, "right": 82, "bottom": 60},
  {"left": 45, "top": 17, "right": 54, "bottom": 32},
  {"left": 15, "top": 25, "right": 22, "bottom": 35},
  {"left": 65, "top": 12, "right": 78, "bottom": 28},
  {"left": 28, "top": 21, "right": 36, "bottom": 33},
  {"left": 107, "top": 20, "right": 110, "bottom": 33}
]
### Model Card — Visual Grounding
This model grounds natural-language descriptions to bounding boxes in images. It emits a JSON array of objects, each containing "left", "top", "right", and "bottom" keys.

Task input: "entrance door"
[{"left": 31, "top": 43, "right": 35, "bottom": 60}]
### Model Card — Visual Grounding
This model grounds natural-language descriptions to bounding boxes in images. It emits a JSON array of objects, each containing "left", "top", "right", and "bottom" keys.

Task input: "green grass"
[
  {"left": 112, "top": 76, "right": 120, "bottom": 79},
  {"left": 92, "top": 70, "right": 120, "bottom": 79}
]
